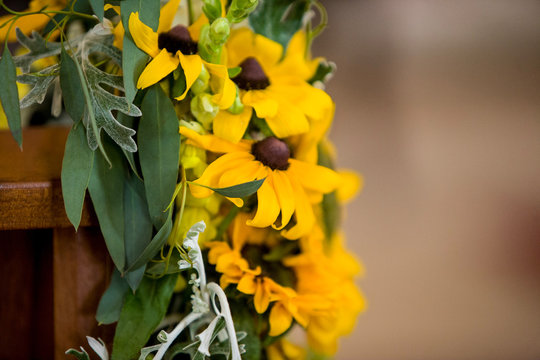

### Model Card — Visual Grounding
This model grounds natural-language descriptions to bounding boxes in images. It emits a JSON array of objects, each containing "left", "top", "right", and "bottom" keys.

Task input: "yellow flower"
[
  {"left": 128, "top": 0, "right": 235, "bottom": 107},
  {"left": 213, "top": 28, "right": 333, "bottom": 143},
  {"left": 266, "top": 338, "right": 306, "bottom": 360},
  {"left": 283, "top": 227, "right": 366, "bottom": 355},
  {"left": 128, "top": 0, "right": 200, "bottom": 100},
  {"left": 180, "top": 127, "right": 341, "bottom": 239}
]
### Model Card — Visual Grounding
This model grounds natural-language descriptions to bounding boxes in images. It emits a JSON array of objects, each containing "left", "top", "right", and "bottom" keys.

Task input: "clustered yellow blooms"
[{"left": 142, "top": 2, "right": 366, "bottom": 353}]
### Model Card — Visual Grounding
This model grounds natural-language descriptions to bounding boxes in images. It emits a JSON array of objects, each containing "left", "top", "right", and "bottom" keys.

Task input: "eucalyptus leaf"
[
  {"left": 112, "top": 275, "right": 177, "bottom": 360},
  {"left": 123, "top": 172, "right": 153, "bottom": 290},
  {"left": 60, "top": 48, "right": 86, "bottom": 122},
  {"left": 96, "top": 269, "right": 129, "bottom": 325},
  {"left": 61, "top": 124, "right": 94, "bottom": 230},
  {"left": 125, "top": 209, "right": 173, "bottom": 272},
  {"left": 190, "top": 178, "right": 265, "bottom": 199},
  {"left": 88, "top": 139, "right": 126, "bottom": 271},
  {"left": 138, "top": 85, "right": 180, "bottom": 229},
  {"left": 249, "top": 0, "right": 310, "bottom": 51},
  {"left": 120, "top": 0, "right": 160, "bottom": 103},
  {"left": 0, "top": 45, "right": 22, "bottom": 148},
  {"left": 89, "top": 0, "right": 105, "bottom": 21},
  {"left": 146, "top": 250, "right": 183, "bottom": 276}
]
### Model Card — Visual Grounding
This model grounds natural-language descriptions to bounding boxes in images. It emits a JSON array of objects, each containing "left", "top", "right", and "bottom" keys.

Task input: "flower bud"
[
  {"left": 202, "top": 0, "right": 222, "bottom": 23},
  {"left": 227, "top": 85, "right": 244, "bottom": 114},
  {"left": 191, "top": 66, "right": 210, "bottom": 95},
  {"left": 190, "top": 94, "right": 219, "bottom": 129},
  {"left": 209, "top": 18, "right": 230, "bottom": 46}
]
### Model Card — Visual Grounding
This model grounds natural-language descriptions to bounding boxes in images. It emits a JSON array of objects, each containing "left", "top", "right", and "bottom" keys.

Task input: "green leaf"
[
  {"left": 89, "top": 0, "right": 105, "bottom": 21},
  {"left": 120, "top": 0, "right": 160, "bottom": 103},
  {"left": 17, "top": 64, "right": 59, "bottom": 109},
  {"left": 65, "top": 348, "right": 90, "bottom": 360},
  {"left": 138, "top": 85, "right": 180, "bottom": 229},
  {"left": 61, "top": 124, "right": 94, "bottom": 230},
  {"left": 145, "top": 250, "right": 183, "bottom": 276},
  {"left": 13, "top": 29, "right": 66, "bottom": 72},
  {"left": 123, "top": 172, "right": 153, "bottom": 290},
  {"left": 190, "top": 178, "right": 265, "bottom": 199},
  {"left": 125, "top": 209, "right": 173, "bottom": 272},
  {"left": 229, "top": 301, "right": 261, "bottom": 360},
  {"left": 112, "top": 274, "right": 177, "bottom": 360},
  {"left": 96, "top": 269, "right": 129, "bottom": 325},
  {"left": 60, "top": 47, "right": 86, "bottom": 123},
  {"left": 228, "top": 66, "right": 242, "bottom": 78},
  {"left": 317, "top": 143, "right": 340, "bottom": 240},
  {"left": 249, "top": 0, "right": 310, "bottom": 51},
  {"left": 0, "top": 45, "right": 22, "bottom": 148},
  {"left": 88, "top": 139, "right": 126, "bottom": 271},
  {"left": 79, "top": 29, "right": 141, "bottom": 152},
  {"left": 117, "top": 112, "right": 143, "bottom": 180}
]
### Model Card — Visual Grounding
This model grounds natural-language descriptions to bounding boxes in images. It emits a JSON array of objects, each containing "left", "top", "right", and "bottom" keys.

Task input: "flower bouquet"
[{"left": 0, "top": 0, "right": 365, "bottom": 358}]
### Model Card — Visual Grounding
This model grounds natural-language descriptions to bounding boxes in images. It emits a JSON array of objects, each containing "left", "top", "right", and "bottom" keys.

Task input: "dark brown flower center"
[
  {"left": 233, "top": 57, "right": 270, "bottom": 90},
  {"left": 251, "top": 137, "right": 290, "bottom": 170},
  {"left": 158, "top": 25, "right": 198, "bottom": 55}
]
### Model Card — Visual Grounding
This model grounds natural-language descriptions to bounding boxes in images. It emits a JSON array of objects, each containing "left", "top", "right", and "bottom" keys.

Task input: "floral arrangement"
[{"left": 0, "top": 0, "right": 365, "bottom": 359}]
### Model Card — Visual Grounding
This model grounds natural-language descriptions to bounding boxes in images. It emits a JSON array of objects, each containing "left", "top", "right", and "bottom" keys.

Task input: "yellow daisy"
[
  {"left": 213, "top": 28, "right": 334, "bottom": 143},
  {"left": 180, "top": 127, "right": 341, "bottom": 239},
  {"left": 128, "top": 0, "right": 200, "bottom": 100}
]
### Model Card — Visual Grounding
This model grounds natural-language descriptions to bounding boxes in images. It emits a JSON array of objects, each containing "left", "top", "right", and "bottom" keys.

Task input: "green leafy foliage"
[
  {"left": 169, "top": 317, "right": 229, "bottom": 360},
  {"left": 88, "top": 139, "right": 127, "bottom": 271},
  {"left": 138, "top": 85, "right": 180, "bottom": 229},
  {"left": 112, "top": 274, "right": 177, "bottom": 360},
  {"left": 89, "top": 0, "right": 105, "bottom": 21},
  {"left": 123, "top": 173, "right": 153, "bottom": 290},
  {"left": 96, "top": 269, "right": 129, "bottom": 325},
  {"left": 13, "top": 29, "right": 65, "bottom": 72},
  {"left": 125, "top": 209, "right": 173, "bottom": 272},
  {"left": 190, "top": 178, "right": 265, "bottom": 199},
  {"left": 146, "top": 250, "right": 183, "bottom": 276},
  {"left": 78, "top": 29, "right": 141, "bottom": 152},
  {"left": 43, "top": 0, "right": 92, "bottom": 34},
  {"left": 60, "top": 48, "right": 86, "bottom": 122},
  {"left": 249, "top": 0, "right": 310, "bottom": 51},
  {"left": 317, "top": 143, "right": 340, "bottom": 240},
  {"left": 120, "top": 0, "right": 160, "bottom": 103},
  {"left": 0, "top": 45, "right": 22, "bottom": 148},
  {"left": 229, "top": 302, "right": 261, "bottom": 360},
  {"left": 18, "top": 64, "right": 59, "bottom": 109},
  {"left": 61, "top": 124, "right": 94, "bottom": 230}
]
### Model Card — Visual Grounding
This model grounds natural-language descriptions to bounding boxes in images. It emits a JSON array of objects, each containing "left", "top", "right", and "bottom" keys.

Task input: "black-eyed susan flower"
[
  {"left": 180, "top": 127, "right": 341, "bottom": 239},
  {"left": 213, "top": 28, "right": 334, "bottom": 143},
  {"left": 128, "top": 0, "right": 201, "bottom": 100}
]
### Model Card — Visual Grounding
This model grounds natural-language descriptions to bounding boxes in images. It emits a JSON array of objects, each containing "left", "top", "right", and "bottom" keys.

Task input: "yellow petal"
[
  {"left": 242, "top": 90, "right": 278, "bottom": 118},
  {"left": 190, "top": 152, "right": 253, "bottom": 198},
  {"left": 281, "top": 176, "right": 315, "bottom": 240},
  {"left": 157, "top": 0, "right": 181, "bottom": 34},
  {"left": 247, "top": 172, "right": 280, "bottom": 228},
  {"left": 213, "top": 107, "right": 253, "bottom": 143},
  {"left": 180, "top": 127, "right": 252, "bottom": 153},
  {"left": 271, "top": 170, "right": 295, "bottom": 230},
  {"left": 237, "top": 273, "right": 256, "bottom": 294},
  {"left": 218, "top": 160, "right": 264, "bottom": 188},
  {"left": 128, "top": 12, "right": 160, "bottom": 57},
  {"left": 263, "top": 93, "right": 309, "bottom": 138},
  {"left": 136, "top": 48, "right": 179, "bottom": 89},
  {"left": 336, "top": 170, "right": 363, "bottom": 203},
  {"left": 175, "top": 53, "right": 203, "bottom": 100},
  {"left": 288, "top": 159, "right": 340, "bottom": 195},
  {"left": 204, "top": 61, "right": 237, "bottom": 109},
  {"left": 104, "top": 4, "right": 120, "bottom": 13},
  {"left": 188, "top": 14, "right": 207, "bottom": 42},
  {"left": 269, "top": 303, "right": 293, "bottom": 336},
  {"left": 254, "top": 278, "right": 272, "bottom": 313},
  {"left": 227, "top": 28, "right": 283, "bottom": 71}
]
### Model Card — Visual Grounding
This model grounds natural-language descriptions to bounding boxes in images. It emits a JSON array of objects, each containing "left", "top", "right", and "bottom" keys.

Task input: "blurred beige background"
[{"left": 314, "top": 1, "right": 540, "bottom": 359}]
